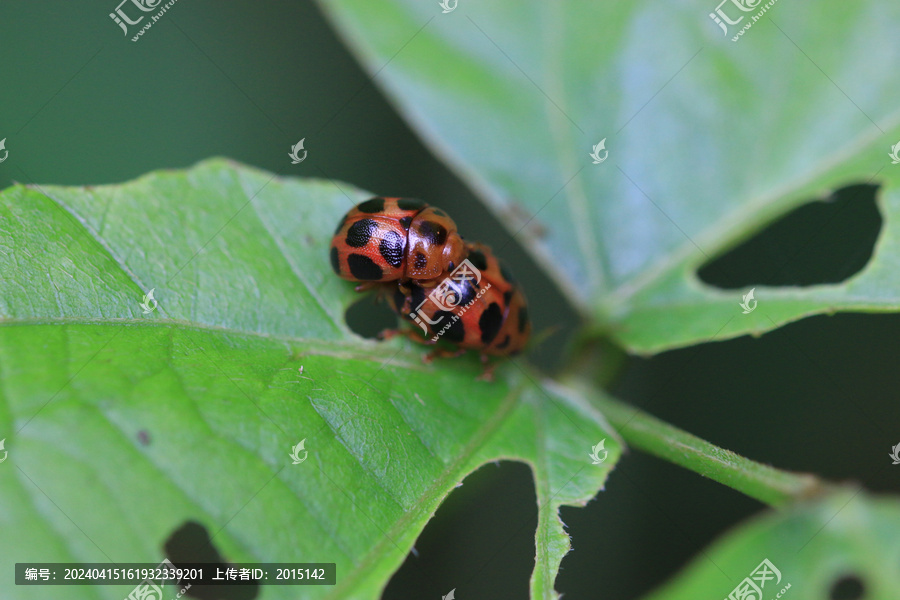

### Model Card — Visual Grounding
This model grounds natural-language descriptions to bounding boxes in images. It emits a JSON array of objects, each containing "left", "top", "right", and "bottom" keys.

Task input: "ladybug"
[
  {"left": 383, "top": 242, "right": 531, "bottom": 366},
  {"left": 330, "top": 197, "right": 466, "bottom": 290}
]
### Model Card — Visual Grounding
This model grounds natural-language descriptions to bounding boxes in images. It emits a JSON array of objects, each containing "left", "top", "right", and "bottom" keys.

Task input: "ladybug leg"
[
  {"left": 423, "top": 346, "right": 466, "bottom": 364},
  {"left": 378, "top": 327, "right": 428, "bottom": 345},
  {"left": 354, "top": 281, "right": 381, "bottom": 293},
  {"left": 372, "top": 283, "right": 397, "bottom": 303},
  {"left": 477, "top": 353, "right": 496, "bottom": 382},
  {"left": 378, "top": 327, "right": 420, "bottom": 341},
  {"left": 377, "top": 328, "right": 403, "bottom": 341}
]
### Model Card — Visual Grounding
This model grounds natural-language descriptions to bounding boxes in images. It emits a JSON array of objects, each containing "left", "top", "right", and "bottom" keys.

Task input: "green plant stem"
[{"left": 592, "top": 394, "right": 829, "bottom": 507}]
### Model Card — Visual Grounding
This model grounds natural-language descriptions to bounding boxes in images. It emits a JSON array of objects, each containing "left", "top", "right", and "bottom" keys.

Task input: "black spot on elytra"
[
  {"left": 399, "top": 216, "right": 412, "bottom": 229},
  {"left": 164, "top": 521, "right": 259, "bottom": 600},
  {"left": 468, "top": 249, "right": 488, "bottom": 271},
  {"left": 379, "top": 230, "right": 404, "bottom": 268},
  {"left": 479, "top": 302, "right": 503, "bottom": 344},
  {"left": 500, "top": 263, "right": 516, "bottom": 285},
  {"left": 357, "top": 197, "right": 385, "bottom": 213},
  {"left": 348, "top": 254, "right": 383, "bottom": 280},
  {"left": 503, "top": 290, "right": 513, "bottom": 306},
  {"left": 496, "top": 335, "right": 511, "bottom": 350},
  {"left": 829, "top": 575, "right": 865, "bottom": 600},
  {"left": 414, "top": 252, "right": 428, "bottom": 270},
  {"left": 330, "top": 246, "right": 341, "bottom": 275},
  {"left": 434, "top": 310, "right": 466, "bottom": 343},
  {"left": 398, "top": 198, "right": 426, "bottom": 212},
  {"left": 346, "top": 219, "right": 378, "bottom": 248},
  {"left": 417, "top": 220, "right": 447, "bottom": 245},
  {"left": 518, "top": 305, "right": 529, "bottom": 333}
]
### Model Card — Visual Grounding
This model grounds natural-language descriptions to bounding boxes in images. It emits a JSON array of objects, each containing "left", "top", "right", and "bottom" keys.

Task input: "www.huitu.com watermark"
[{"left": 407, "top": 259, "right": 491, "bottom": 343}]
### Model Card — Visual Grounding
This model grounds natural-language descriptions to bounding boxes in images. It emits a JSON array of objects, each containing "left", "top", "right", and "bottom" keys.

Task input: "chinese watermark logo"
[
  {"left": 110, "top": 0, "right": 161, "bottom": 35},
  {"left": 589, "top": 139, "right": 608, "bottom": 164},
  {"left": 110, "top": 0, "right": 180, "bottom": 42},
  {"left": 709, "top": 0, "right": 757, "bottom": 35},
  {"left": 124, "top": 558, "right": 189, "bottom": 600},
  {"left": 289, "top": 138, "right": 307, "bottom": 164},
  {"left": 889, "top": 141, "right": 900, "bottom": 165},
  {"left": 126, "top": 579, "right": 163, "bottom": 600},
  {"left": 890, "top": 443, "right": 900, "bottom": 465},
  {"left": 0, "top": 439, "right": 7, "bottom": 464},
  {"left": 442, "top": 589, "right": 456, "bottom": 600},
  {"left": 739, "top": 288, "right": 757, "bottom": 314},
  {"left": 408, "top": 259, "right": 490, "bottom": 342},
  {"left": 725, "top": 558, "right": 789, "bottom": 600},
  {"left": 0, "top": 138, "right": 8, "bottom": 163},
  {"left": 290, "top": 439, "right": 308, "bottom": 465},
  {"left": 141, "top": 289, "right": 158, "bottom": 314},
  {"left": 439, "top": 0, "right": 457, "bottom": 14},
  {"left": 709, "top": 0, "right": 780, "bottom": 42},
  {"left": 589, "top": 439, "right": 608, "bottom": 465}
]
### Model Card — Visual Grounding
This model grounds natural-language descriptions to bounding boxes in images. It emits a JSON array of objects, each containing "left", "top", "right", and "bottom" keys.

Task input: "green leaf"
[
  {"left": 319, "top": 0, "right": 900, "bottom": 352},
  {"left": 0, "top": 159, "right": 621, "bottom": 599},
  {"left": 640, "top": 489, "right": 900, "bottom": 600}
]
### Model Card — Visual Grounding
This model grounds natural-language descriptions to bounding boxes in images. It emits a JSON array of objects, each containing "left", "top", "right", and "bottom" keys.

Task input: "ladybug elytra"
[{"left": 330, "top": 197, "right": 466, "bottom": 288}]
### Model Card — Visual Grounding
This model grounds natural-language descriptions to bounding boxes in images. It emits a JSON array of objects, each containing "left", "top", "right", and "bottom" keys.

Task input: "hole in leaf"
[
  {"left": 829, "top": 574, "right": 866, "bottom": 600},
  {"left": 345, "top": 289, "right": 398, "bottom": 339},
  {"left": 163, "top": 520, "right": 259, "bottom": 600},
  {"left": 383, "top": 461, "right": 536, "bottom": 599},
  {"left": 698, "top": 184, "right": 880, "bottom": 289}
]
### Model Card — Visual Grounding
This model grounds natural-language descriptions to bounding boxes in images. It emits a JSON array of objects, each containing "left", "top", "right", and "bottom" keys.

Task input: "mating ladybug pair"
[{"left": 330, "top": 197, "right": 531, "bottom": 367}]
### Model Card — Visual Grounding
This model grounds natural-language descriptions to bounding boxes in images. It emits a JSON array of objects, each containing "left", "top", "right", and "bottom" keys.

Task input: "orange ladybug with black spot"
[
  {"left": 329, "top": 197, "right": 466, "bottom": 289},
  {"left": 384, "top": 242, "right": 531, "bottom": 361}
]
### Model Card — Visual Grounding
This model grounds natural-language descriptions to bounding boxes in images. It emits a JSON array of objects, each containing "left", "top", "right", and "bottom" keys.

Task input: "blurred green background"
[{"left": 1, "top": 1, "right": 898, "bottom": 599}]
